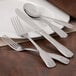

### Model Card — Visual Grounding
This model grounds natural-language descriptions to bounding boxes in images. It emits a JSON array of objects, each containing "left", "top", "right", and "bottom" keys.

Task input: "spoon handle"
[
  {"left": 15, "top": 8, "right": 73, "bottom": 58},
  {"left": 42, "top": 16, "right": 73, "bottom": 28},
  {"left": 40, "top": 17, "right": 68, "bottom": 38}
]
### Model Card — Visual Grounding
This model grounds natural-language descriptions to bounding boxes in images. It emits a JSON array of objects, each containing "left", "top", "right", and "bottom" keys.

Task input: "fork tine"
[
  {"left": 2, "top": 37, "right": 16, "bottom": 48},
  {"left": 11, "top": 17, "right": 20, "bottom": 35},
  {"left": 11, "top": 16, "right": 56, "bottom": 67},
  {"left": 2, "top": 35, "right": 20, "bottom": 49},
  {"left": 11, "top": 17, "right": 25, "bottom": 36},
  {"left": 2, "top": 35, "right": 38, "bottom": 52},
  {"left": 2, "top": 37, "right": 16, "bottom": 49},
  {"left": 15, "top": 17, "right": 23, "bottom": 33},
  {"left": 16, "top": 17, "right": 25, "bottom": 34}
]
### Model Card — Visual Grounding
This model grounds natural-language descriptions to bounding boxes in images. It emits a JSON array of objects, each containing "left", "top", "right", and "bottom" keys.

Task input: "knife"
[{"left": 15, "top": 8, "right": 74, "bottom": 58}]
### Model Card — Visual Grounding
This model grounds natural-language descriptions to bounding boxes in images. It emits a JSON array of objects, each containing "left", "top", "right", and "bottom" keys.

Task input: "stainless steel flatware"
[
  {"left": 1, "top": 35, "right": 37, "bottom": 52},
  {"left": 23, "top": 3, "right": 73, "bottom": 29},
  {"left": 15, "top": 8, "right": 74, "bottom": 58},
  {"left": 23, "top": 3, "right": 68, "bottom": 38},
  {"left": 2, "top": 35, "right": 70, "bottom": 66},
  {"left": 11, "top": 17, "right": 56, "bottom": 68},
  {"left": 11, "top": 16, "right": 70, "bottom": 65}
]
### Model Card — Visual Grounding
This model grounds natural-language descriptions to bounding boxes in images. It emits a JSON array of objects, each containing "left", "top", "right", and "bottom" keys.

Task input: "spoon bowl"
[
  {"left": 23, "top": 3, "right": 41, "bottom": 18},
  {"left": 23, "top": 3, "right": 73, "bottom": 29},
  {"left": 23, "top": 3, "right": 68, "bottom": 38}
]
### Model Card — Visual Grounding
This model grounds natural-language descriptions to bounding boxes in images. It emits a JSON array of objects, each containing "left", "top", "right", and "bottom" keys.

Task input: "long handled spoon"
[
  {"left": 23, "top": 3, "right": 73, "bottom": 29},
  {"left": 23, "top": 3, "right": 68, "bottom": 38}
]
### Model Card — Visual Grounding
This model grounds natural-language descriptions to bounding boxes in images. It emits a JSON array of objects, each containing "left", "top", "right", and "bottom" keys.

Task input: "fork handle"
[
  {"left": 25, "top": 34, "right": 45, "bottom": 52},
  {"left": 48, "top": 53, "right": 70, "bottom": 64},
  {"left": 23, "top": 34, "right": 56, "bottom": 68}
]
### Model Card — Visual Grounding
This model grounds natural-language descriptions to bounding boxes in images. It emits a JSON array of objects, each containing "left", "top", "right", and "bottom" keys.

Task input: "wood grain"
[
  {"left": 47, "top": 0, "right": 76, "bottom": 18},
  {"left": 0, "top": 32, "right": 76, "bottom": 76}
]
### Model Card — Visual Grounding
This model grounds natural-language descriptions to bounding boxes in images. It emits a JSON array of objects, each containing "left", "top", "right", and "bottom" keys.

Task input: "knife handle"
[
  {"left": 39, "top": 30, "right": 74, "bottom": 58},
  {"left": 40, "top": 17, "right": 68, "bottom": 38},
  {"left": 48, "top": 53, "right": 70, "bottom": 64}
]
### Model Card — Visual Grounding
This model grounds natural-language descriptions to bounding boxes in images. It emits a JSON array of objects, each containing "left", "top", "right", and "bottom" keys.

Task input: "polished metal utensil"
[
  {"left": 2, "top": 35, "right": 70, "bottom": 65},
  {"left": 11, "top": 17, "right": 56, "bottom": 68},
  {"left": 23, "top": 3, "right": 73, "bottom": 29},
  {"left": 43, "top": 16, "right": 73, "bottom": 29},
  {"left": 1, "top": 35, "right": 37, "bottom": 52},
  {"left": 23, "top": 3, "right": 68, "bottom": 38},
  {"left": 15, "top": 8, "right": 74, "bottom": 58},
  {"left": 11, "top": 17, "right": 70, "bottom": 65}
]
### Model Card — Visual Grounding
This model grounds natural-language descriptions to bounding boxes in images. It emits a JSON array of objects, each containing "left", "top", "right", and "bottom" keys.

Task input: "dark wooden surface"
[
  {"left": 47, "top": 0, "right": 76, "bottom": 18},
  {"left": 0, "top": 32, "right": 76, "bottom": 76}
]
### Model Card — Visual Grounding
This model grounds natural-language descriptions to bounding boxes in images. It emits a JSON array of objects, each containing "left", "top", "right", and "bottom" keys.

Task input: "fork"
[
  {"left": 1, "top": 35, "right": 70, "bottom": 65},
  {"left": 1, "top": 35, "right": 37, "bottom": 52},
  {"left": 15, "top": 9, "right": 74, "bottom": 58},
  {"left": 11, "top": 17, "right": 56, "bottom": 68},
  {"left": 11, "top": 16, "right": 70, "bottom": 66}
]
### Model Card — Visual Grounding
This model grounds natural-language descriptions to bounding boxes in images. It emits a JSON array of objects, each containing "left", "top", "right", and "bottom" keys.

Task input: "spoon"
[
  {"left": 23, "top": 3, "right": 73, "bottom": 29},
  {"left": 15, "top": 8, "right": 74, "bottom": 58},
  {"left": 23, "top": 3, "right": 68, "bottom": 38}
]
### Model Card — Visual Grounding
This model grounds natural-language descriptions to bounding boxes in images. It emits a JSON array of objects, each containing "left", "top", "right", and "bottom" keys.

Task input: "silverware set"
[
  {"left": 23, "top": 3, "right": 68, "bottom": 38},
  {"left": 1, "top": 3, "right": 74, "bottom": 68},
  {"left": 2, "top": 35, "right": 70, "bottom": 68},
  {"left": 15, "top": 8, "right": 73, "bottom": 58}
]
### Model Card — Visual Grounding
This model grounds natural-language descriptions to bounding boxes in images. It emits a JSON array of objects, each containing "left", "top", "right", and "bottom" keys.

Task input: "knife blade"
[{"left": 15, "top": 8, "right": 74, "bottom": 58}]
